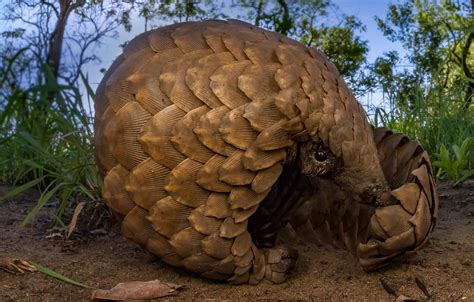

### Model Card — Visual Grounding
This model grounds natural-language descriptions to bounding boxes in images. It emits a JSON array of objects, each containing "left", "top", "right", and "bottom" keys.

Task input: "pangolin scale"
[{"left": 94, "top": 20, "right": 439, "bottom": 284}]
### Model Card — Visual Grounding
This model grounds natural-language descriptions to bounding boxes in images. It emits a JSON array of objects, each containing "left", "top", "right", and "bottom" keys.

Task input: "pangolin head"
[
  {"left": 297, "top": 128, "right": 391, "bottom": 205},
  {"left": 296, "top": 135, "right": 391, "bottom": 206},
  {"left": 291, "top": 53, "right": 392, "bottom": 206}
]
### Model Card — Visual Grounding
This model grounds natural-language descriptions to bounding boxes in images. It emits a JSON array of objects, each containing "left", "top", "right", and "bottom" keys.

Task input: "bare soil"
[{"left": 1, "top": 180, "right": 473, "bottom": 301}]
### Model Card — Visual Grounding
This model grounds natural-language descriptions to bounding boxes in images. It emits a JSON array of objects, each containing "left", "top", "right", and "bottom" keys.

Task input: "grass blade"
[
  {"left": 19, "top": 181, "right": 63, "bottom": 229},
  {"left": 0, "top": 177, "right": 46, "bottom": 202},
  {"left": 30, "top": 261, "right": 92, "bottom": 289}
]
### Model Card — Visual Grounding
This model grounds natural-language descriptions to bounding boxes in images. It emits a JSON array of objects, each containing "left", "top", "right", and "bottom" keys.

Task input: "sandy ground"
[{"left": 1, "top": 180, "right": 473, "bottom": 301}]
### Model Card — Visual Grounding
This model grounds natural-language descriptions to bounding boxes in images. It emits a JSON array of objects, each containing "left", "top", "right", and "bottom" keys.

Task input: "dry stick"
[{"left": 415, "top": 277, "right": 431, "bottom": 299}]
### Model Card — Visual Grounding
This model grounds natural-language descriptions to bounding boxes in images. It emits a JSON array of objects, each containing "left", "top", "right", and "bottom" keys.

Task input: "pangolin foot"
[{"left": 263, "top": 245, "right": 298, "bottom": 284}]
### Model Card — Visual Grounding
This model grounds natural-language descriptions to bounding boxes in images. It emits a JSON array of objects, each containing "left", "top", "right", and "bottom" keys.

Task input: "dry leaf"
[
  {"left": 91, "top": 280, "right": 182, "bottom": 301},
  {"left": 67, "top": 201, "right": 86, "bottom": 238},
  {"left": 0, "top": 255, "right": 37, "bottom": 274}
]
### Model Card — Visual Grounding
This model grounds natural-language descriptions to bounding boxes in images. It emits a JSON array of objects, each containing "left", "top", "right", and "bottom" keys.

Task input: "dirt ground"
[{"left": 1, "top": 180, "right": 473, "bottom": 301}]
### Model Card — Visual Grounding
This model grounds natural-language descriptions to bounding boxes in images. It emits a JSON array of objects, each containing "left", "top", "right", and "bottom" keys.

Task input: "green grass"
[{"left": 0, "top": 54, "right": 101, "bottom": 226}]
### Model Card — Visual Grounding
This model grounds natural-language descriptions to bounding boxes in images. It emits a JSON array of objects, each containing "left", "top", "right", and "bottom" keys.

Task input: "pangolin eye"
[{"left": 314, "top": 150, "right": 327, "bottom": 162}]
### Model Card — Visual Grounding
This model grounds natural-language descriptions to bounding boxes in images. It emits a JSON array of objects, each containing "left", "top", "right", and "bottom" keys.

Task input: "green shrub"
[{"left": 433, "top": 138, "right": 474, "bottom": 186}]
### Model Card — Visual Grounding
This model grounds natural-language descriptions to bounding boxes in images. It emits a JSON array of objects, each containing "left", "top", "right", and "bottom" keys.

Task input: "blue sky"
[
  {"left": 83, "top": 0, "right": 404, "bottom": 108},
  {"left": 334, "top": 0, "right": 404, "bottom": 60}
]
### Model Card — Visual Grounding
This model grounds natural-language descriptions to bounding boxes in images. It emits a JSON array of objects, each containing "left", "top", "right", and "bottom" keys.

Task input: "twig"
[
  {"left": 380, "top": 278, "right": 397, "bottom": 296},
  {"left": 415, "top": 277, "right": 431, "bottom": 299}
]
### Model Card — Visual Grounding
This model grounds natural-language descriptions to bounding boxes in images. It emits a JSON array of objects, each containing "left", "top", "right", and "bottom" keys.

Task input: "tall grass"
[{"left": 0, "top": 51, "right": 101, "bottom": 227}]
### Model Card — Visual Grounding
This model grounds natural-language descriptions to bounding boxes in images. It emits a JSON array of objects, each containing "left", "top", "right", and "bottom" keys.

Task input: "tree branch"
[
  {"left": 462, "top": 31, "right": 473, "bottom": 110},
  {"left": 40, "top": 0, "right": 59, "bottom": 18}
]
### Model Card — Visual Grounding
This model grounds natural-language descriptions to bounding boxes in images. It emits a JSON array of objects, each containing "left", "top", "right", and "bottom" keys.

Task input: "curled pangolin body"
[{"left": 94, "top": 20, "right": 439, "bottom": 284}]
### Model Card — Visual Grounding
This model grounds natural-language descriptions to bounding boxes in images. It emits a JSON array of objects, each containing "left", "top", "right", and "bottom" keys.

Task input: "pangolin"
[{"left": 94, "top": 20, "right": 439, "bottom": 284}]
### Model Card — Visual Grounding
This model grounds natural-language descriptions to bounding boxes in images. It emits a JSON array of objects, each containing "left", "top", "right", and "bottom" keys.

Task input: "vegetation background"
[{"left": 0, "top": 0, "right": 472, "bottom": 226}]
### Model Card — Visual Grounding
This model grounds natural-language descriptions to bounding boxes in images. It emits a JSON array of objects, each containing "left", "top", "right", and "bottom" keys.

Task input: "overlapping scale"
[
  {"left": 204, "top": 193, "right": 232, "bottom": 219},
  {"left": 159, "top": 49, "right": 213, "bottom": 112},
  {"left": 196, "top": 155, "right": 233, "bottom": 192},
  {"left": 105, "top": 48, "right": 155, "bottom": 112},
  {"left": 94, "top": 54, "right": 124, "bottom": 118},
  {"left": 201, "top": 233, "right": 233, "bottom": 259},
  {"left": 243, "top": 42, "right": 279, "bottom": 65},
  {"left": 228, "top": 186, "right": 270, "bottom": 210},
  {"left": 125, "top": 158, "right": 170, "bottom": 209},
  {"left": 220, "top": 217, "right": 247, "bottom": 239},
  {"left": 254, "top": 119, "right": 294, "bottom": 151},
  {"left": 188, "top": 206, "right": 222, "bottom": 235},
  {"left": 171, "top": 22, "right": 210, "bottom": 53},
  {"left": 251, "top": 163, "right": 283, "bottom": 194},
  {"left": 242, "top": 144, "right": 286, "bottom": 171},
  {"left": 138, "top": 104, "right": 187, "bottom": 169},
  {"left": 243, "top": 101, "right": 285, "bottom": 132},
  {"left": 219, "top": 105, "right": 258, "bottom": 150},
  {"left": 127, "top": 48, "right": 182, "bottom": 114},
  {"left": 102, "top": 165, "right": 134, "bottom": 216},
  {"left": 169, "top": 227, "right": 205, "bottom": 258},
  {"left": 238, "top": 64, "right": 281, "bottom": 104},
  {"left": 185, "top": 52, "right": 235, "bottom": 108},
  {"left": 219, "top": 151, "right": 256, "bottom": 186},
  {"left": 104, "top": 102, "right": 151, "bottom": 170},
  {"left": 210, "top": 61, "right": 253, "bottom": 109},
  {"left": 194, "top": 106, "right": 237, "bottom": 156},
  {"left": 121, "top": 206, "right": 156, "bottom": 246},
  {"left": 171, "top": 105, "right": 214, "bottom": 163},
  {"left": 147, "top": 196, "right": 192, "bottom": 238},
  {"left": 182, "top": 253, "right": 217, "bottom": 274},
  {"left": 95, "top": 107, "right": 119, "bottom": 174},
  {"left": 165, "top": 159, "right": 210, "bottom": 208}
]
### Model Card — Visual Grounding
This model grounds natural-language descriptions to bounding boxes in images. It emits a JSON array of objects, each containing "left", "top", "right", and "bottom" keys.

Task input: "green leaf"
[
  {"left": 452, "top": 144, "right": 461, "bottom": 161},
  {"left": 453, "top": 170, "right": 474, "bottom": 186},
  {"left": 459, "top": 137, "right": 472, "bottom": 158}
]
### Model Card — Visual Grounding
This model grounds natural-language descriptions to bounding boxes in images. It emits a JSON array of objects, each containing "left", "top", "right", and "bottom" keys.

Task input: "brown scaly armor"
[{"left": 94, "top": 20, "right": 439, "bottom": 284}]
